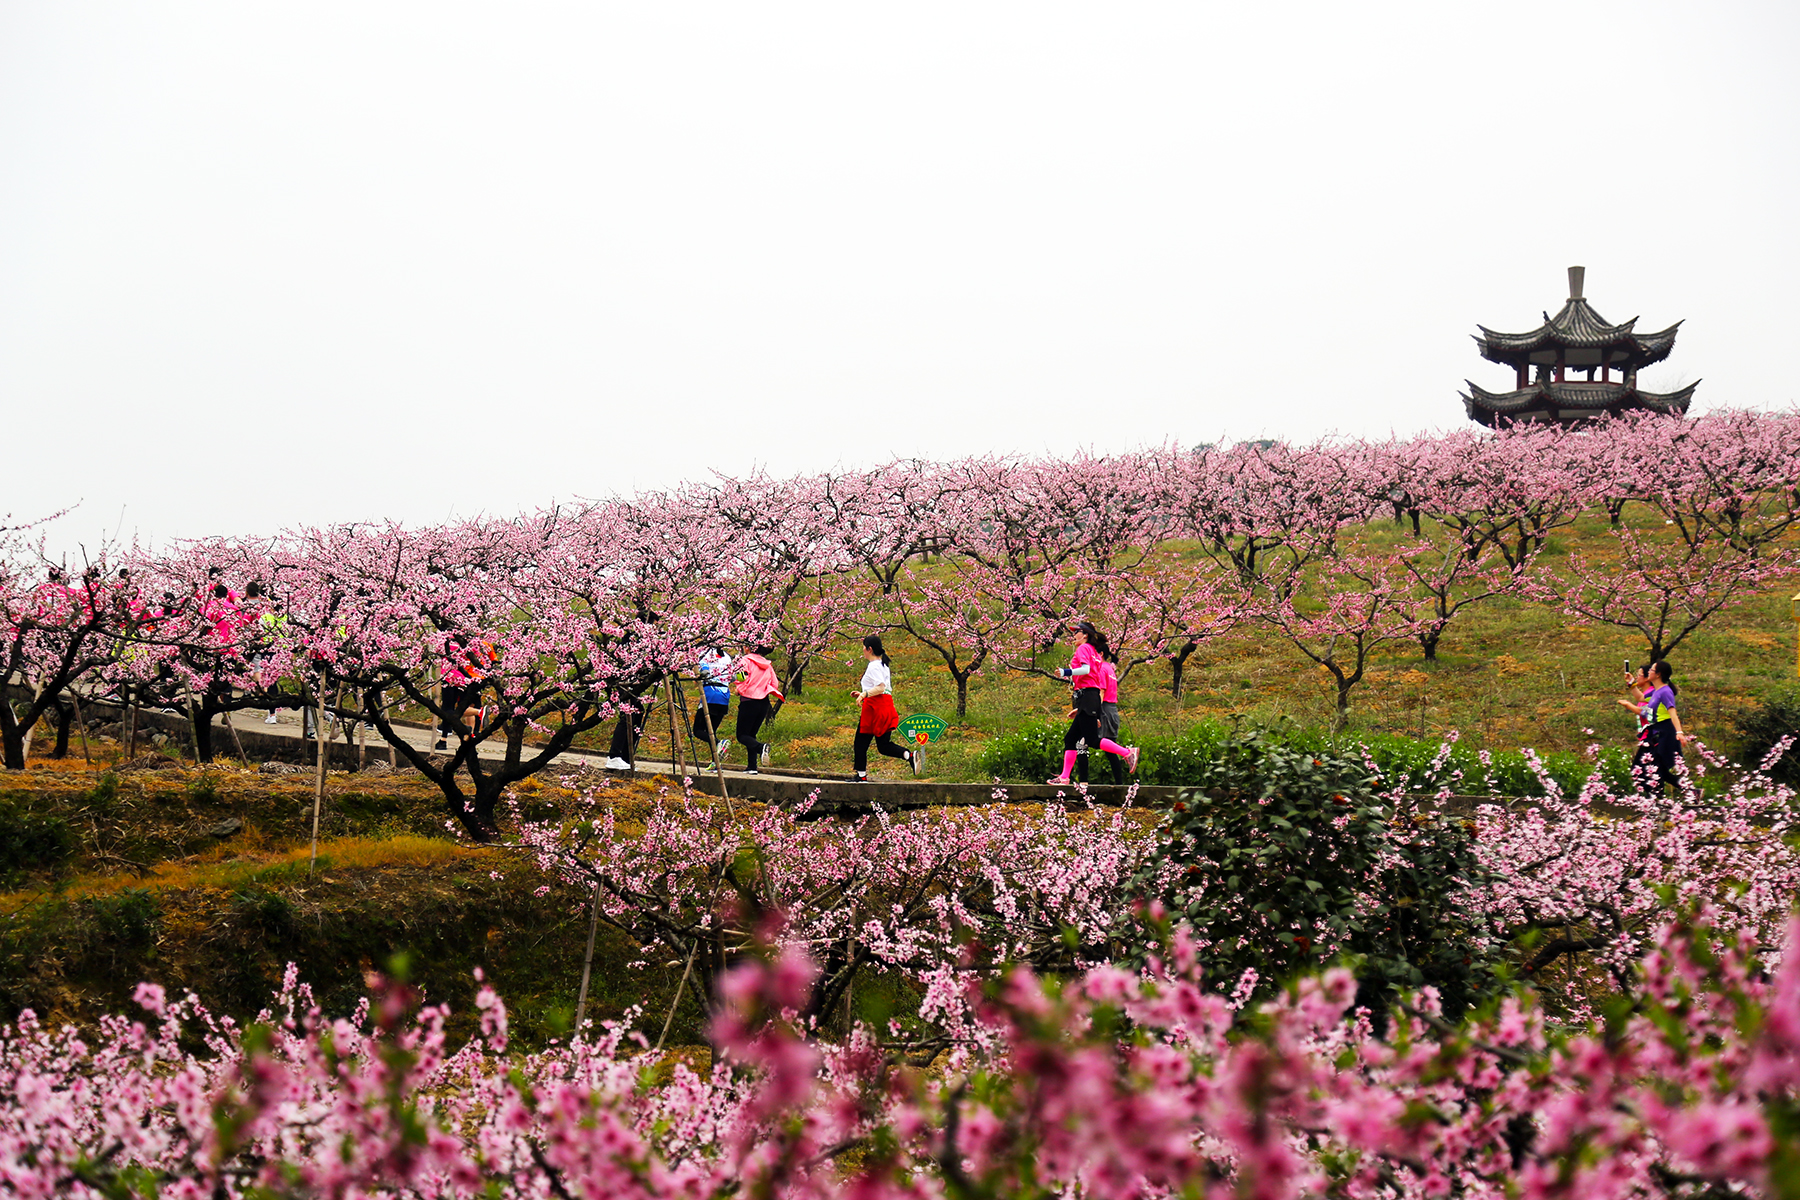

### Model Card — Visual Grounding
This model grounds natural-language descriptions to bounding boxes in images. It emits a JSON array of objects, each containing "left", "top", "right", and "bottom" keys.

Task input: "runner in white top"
[{"left": 852, "top": 634, "right": 915, "bottom": 780}]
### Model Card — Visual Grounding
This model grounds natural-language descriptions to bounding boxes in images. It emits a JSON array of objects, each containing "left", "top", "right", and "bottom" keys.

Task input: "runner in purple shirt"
[{"left": 1639, "top": 661, "right": 1689, "bottom": 795}]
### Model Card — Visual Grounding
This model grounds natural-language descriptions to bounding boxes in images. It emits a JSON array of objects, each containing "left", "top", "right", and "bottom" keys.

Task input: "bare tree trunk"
[
  {"left": 183, "top": 684, "right": 204, "bottom": 763},
  {"left": 125, "top": 685, "right": 139, "bottom": 759},
  {"left": 69, "top": 690, "right": 92, "bottom": 766},
  {"left": 50, "top": 701, "right": 71, "bottom": 759},
  {"left": 19, "top": 681, "right": 45, "bottom": 763}
]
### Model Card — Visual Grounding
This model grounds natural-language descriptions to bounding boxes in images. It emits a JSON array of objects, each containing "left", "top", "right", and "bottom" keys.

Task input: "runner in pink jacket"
[{"left": 732, "top": 649, "right": 784, "bottom": 773}]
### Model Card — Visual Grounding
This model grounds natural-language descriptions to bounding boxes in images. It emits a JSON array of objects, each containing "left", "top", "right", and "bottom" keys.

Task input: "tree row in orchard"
[{"left": 4, "top": 409, "right": 1798, "bottom": 832}]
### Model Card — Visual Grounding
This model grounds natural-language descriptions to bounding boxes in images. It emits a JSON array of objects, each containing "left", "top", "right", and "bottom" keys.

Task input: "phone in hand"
[{"left": 1623, "top": 657, "right": 1632, "bottom": 678}]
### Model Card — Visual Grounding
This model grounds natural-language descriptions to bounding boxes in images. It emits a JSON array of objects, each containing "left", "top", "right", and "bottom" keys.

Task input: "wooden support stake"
[
  {"left": 125, "top": 685, "right": 139, "bottom": 760},
  {"left": 665, "top": 676, "right": 685, "bottom": 776},
  {"left": 654, "top": 942, "right": 697, "bottom": 1055},
  {"left": 309, "top": 684, "right": 329, "bottom": 876},
  {"left": 573, "top": 878, "right": 603, "bottom": 1037},
  {"left": 694, "top": 676, "right": 736, "bottom": 821},
  {"left": 222, "top": 705, "right": 250, "bottom": 769}
]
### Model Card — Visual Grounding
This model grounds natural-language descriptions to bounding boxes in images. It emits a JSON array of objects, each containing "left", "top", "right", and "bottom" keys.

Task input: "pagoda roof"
[
  {"left": 1472, "top": 267, "right": 1682, "bottom": 369},
  {"left": 1460, "top": 378, "right": 1698, "bottom": 428}
]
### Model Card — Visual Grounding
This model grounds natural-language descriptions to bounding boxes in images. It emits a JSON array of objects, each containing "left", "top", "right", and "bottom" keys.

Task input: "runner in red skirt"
[{"left": 853, "top": 634, "right": 916, "bottom": 780}]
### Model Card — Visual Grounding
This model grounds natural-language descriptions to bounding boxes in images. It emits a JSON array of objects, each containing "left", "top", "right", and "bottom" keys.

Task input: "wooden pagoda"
[{"left": 1461, "top": 266, "right": 1697, "bottom": 427}]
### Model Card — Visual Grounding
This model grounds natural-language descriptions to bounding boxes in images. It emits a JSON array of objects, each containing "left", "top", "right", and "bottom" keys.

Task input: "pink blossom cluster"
[
  {"left": 3, "top": 907, "right": 1797, "bottom": 1197},
  {"left": 1458, "top": 737, "right": 1800, "bottom": 1009},
  {"left": 510, "top": 779, "right": 1151, "bottom": 1032}
]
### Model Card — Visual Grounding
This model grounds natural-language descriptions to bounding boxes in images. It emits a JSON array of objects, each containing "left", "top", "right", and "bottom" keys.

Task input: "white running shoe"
[
  {"left": 717, "top": 738, "right": 731, "bottom": 759},
  {"left": 1126, "top": 746, "right": 1141, "bottom": 775},
  {"left": 604, "top": 756, "right": 631, "bottom": 770},
  {"left": 911, "top": 744, "right": 924, "bottom": 774},
  {"left": 759, "top": 744, "right": 770, "bottom": 765},
  {"left": 264, "top": 712, "right": 279, "bottom": 725}
]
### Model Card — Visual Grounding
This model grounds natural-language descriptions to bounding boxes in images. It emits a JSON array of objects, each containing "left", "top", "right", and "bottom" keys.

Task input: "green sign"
[{"left": 897, "top": 713, "right": 948, "bottom": 745}]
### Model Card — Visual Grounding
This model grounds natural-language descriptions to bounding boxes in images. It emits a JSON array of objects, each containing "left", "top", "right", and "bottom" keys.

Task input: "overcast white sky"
[{"left": 3, "top": 1, "right": 1797, "bottom": 550}]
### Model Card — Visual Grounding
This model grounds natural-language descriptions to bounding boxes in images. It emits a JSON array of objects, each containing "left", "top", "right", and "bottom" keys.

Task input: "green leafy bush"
[
  {"left": 84, "top": 771, "right": 120, "bottom": 810},
  {"left": 79, "top": 889, "right": 161, "bottom": 967},
  {"left": 977, "top": 717, "right": 1646, "bottom": 798},
  {"left": 1729, "top": 680, "right": 1800, "bottom": 785},
  {"left": 1124, "top": 733, "right": 1503, "bottom": 1022},
  {"left": 0, "top": 803, "right": 76, "bottom": 886}
]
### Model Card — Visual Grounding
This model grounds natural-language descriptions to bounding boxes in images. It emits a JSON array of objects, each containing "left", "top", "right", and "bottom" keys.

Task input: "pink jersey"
[
  {"left": 202, "top": 588, "right": 249, "bottom": 644},
  {"left": 1099, "top": 660, "right": 1119, "bottom": 704},
  {"left": 1068, "top": 641, "right": 1105, "bottom": 690}
]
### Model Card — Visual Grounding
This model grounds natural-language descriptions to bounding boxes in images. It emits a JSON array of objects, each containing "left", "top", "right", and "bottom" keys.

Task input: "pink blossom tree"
[{"left": 0, "top": 530, "right": 134, "bottom": 769}]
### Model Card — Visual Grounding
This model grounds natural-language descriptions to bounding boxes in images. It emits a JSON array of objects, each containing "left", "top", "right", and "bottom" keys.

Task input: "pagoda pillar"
[
  {"left": 1516, "top": 364, "right": 1528, "bottom": 389},
  {"left": 1555, "top": 350, "right": 1565, "bottom": 383}
]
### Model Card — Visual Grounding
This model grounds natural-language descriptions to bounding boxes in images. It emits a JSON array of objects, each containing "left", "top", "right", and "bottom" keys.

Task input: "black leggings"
[
  {"left": 736, "top": 696, "right": 771, "bottom": 760},
  {"left": 439, "top": 682, "right": 481, "bottom": 735},
  {"left": 692, "top": 702, "right": 728, "bottom": 741},
  {"left": 1064, "top": 709, "right": 1100, "bottom": 753},
  {"left": 1644, "top": 721, "right": 1679, "bottom": 794},
  {"left": 854, "top": 731, "right": 908, "bottom": 772}
]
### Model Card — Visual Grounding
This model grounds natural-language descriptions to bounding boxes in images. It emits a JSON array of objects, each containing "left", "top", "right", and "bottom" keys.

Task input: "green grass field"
[{"left": 744, "top": 511, "right": 1800, "bottom": 781}]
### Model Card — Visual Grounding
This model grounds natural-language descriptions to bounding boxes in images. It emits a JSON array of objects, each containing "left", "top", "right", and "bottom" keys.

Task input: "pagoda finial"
[{"left": 1568, "top": 265, "right": 1585, "bottom": 300}]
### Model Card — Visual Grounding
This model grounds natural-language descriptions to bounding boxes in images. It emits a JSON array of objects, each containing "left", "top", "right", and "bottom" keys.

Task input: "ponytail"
[
  {"left": 862, "top": 634, "right": 891, "bottom": 666},
  {"left": 1651, "top": 660, "right": 1678, "bottom": 696},
  {"left": 1076, "top": 621, "right": 1111, "bottom": 662}
]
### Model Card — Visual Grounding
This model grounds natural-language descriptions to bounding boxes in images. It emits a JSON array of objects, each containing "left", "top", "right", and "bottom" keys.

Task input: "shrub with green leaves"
[
  {"left": 0, "top": 802, "right": 75, "bottom": 886},
  {"left": 1123, "top": 733, "right": 1503, "bottom": 1022},
  {"left": 977, "top": 716, "right": 1648, "bottom": 798},
  {"left": 1729, "top": 679, "right": 1800, "bottom": 785}
]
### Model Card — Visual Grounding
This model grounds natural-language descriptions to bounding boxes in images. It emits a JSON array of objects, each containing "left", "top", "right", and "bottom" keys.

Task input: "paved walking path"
[{"left": 86, "top": 700, "right": 1170, "bottom": 811}]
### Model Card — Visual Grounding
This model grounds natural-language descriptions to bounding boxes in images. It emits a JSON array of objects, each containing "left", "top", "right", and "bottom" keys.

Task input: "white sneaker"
[
  {"left": 716, "top": 738, "right": 731, "bottom": 759},
  {"left": 911, "top": 744, "right": 924, "bottom": 774},
  {"left": 604, "top": 757, "right": 631, "bottom": 770},
  {"left": 759, "top": 744, "right": 770, "bottom": 765},
  {"left": 264, "top": 712, "right": 279, "bottom": 725}
]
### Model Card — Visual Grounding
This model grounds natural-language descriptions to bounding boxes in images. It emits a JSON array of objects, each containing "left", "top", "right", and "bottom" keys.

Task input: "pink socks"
[
  {"left": 1061, "top": 750, "right": 1079, "bottom": 777},
  {"left": 1099, "top": 738, "right": 1129, "bottom": 758}
]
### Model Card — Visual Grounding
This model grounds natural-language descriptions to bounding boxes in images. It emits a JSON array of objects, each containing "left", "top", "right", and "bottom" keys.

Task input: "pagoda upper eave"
[
  {"left": 1474, "top": 298, "right": 1681, "bottom": 370},
  {"left": 1460, "top": 379, "right": 1698, "bottom": 428}
]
